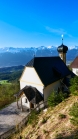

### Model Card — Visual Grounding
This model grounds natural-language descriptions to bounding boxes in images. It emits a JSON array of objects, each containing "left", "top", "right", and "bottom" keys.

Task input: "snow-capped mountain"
[
  {"left": 0, "top": 45, "right": 78, "bottom": 53},
  {"left": 69, "top": 45, "right": 78, "bottom": 50},
  {"left": 0, "top": 45, "right": 78, "bottom": 67},
  {"left": 0, "top": 46, "right": 56, "bottom": 53}
]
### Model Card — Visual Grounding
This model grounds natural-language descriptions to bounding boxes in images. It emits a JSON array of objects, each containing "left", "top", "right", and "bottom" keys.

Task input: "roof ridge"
[{"left": 26, "top": 57, "right": 35, "bottom": 67}]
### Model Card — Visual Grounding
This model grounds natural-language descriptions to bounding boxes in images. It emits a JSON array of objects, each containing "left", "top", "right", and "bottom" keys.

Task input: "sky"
[{"left": 0, "top": 0, "right": 78, "bottom": 48}]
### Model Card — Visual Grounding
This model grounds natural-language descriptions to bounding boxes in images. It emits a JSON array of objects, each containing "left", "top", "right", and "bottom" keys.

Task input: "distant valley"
[{"left": 0, "top": 46, "right": 78, "bottom": 67}]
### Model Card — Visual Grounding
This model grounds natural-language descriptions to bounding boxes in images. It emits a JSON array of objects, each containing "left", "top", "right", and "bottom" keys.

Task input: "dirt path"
[{"left": 0, "top": 101, "right": 29, "bottom": 136}]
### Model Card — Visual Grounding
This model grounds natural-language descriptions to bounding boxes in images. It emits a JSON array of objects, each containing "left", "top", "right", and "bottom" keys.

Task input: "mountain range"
[{"left": 0, "top": 45, "right": 78, "bottom": 67}]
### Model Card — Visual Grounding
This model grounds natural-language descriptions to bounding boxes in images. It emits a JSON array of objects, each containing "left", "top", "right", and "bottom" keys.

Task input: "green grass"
[
  {"left": 0, "top": 80, "right": 11, "bottom": 85},
  {"left": 0, "top": 83, "right": 19, "bottom": 109}
]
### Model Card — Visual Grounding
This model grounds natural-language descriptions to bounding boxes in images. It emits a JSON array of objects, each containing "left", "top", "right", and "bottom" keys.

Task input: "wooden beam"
[{"left": 21, "top": 97, "right": 23, "bottom": 112}]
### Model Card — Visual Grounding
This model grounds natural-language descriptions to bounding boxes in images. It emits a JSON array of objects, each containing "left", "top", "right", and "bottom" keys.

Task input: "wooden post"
[
  {"left": 16, "top": 97, "right": 19, "bottom": 109},
  {"left": 21, "top": 97, "right": 23, "bottom": 112}
]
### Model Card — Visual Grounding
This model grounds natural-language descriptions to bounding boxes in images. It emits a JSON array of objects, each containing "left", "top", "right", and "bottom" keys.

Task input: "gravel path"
[{"left": 0, "top": 101, "right": 29, "bottom": 136}]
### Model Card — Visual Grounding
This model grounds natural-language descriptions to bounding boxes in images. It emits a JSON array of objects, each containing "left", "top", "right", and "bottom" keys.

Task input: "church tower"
[{"left": 57, "top": 35, "right": 68, "bottom": 64}]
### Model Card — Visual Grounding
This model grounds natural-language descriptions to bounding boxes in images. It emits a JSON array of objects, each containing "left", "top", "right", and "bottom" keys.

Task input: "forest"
[{"left": 0, "top": 65, "right": 24, "bottom": 109}]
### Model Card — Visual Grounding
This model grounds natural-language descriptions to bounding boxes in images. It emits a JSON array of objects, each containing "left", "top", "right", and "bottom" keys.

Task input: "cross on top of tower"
[{"left": 61, "top": 34, "right": 63, "bottom": 44}]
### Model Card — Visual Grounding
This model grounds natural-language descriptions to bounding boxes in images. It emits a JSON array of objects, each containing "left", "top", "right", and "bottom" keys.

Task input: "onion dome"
[{"left": 57, "top": 43, "right": 68, "bottom": 53}]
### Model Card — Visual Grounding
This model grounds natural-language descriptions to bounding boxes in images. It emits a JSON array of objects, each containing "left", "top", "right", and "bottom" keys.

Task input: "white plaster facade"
[
  {"left": 20, "top": 67, "right": 44, "bottom": 94},
  {"left": 19, "top": 66, "right": 62, "bottom": 108},
  {"left": 72, "top": 68, "right": 78, "bottom": 76},
  {"left": 44, "top": 80, "right": 61, "bottom": 101},
  {"left": 21, "top": 94, "right": 44, "bottom": 109},
  {"left": 20, "top": 67, "right": 44, "bottom": 108},
  {"left": 22, "top": 94, "right": 30, "bottom": 108}
]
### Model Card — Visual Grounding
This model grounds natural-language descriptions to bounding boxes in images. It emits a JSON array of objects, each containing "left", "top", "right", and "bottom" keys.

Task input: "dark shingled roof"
[
  {"left": 15, "top": 86, "right": 43, "bottom": 104},
  {"left": 57, "top": 43, "right": 68, "bottom": 53},
  {"left": 26, "top": 56, "right": 72, "bottom": 86},
  {"left": 70, "top": 56, "right": 78, "bottom": 68}
]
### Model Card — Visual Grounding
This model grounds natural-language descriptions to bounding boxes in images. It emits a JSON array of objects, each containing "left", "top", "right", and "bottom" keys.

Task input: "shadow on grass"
[{"left": 55, "top": 128, "right": 78, "bottom": 139}]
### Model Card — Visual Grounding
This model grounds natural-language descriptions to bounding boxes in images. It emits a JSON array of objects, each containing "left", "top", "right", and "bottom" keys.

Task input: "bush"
[
  {"left": 28, "top": 110, "right": 38, "bottom": 125},
  {"left": 58, "top": 113, "right": 66, "bottom": 119},
  {"left": 48, "top": 91, "right": 65, "bottom": 107},
  {"left": 42, "top": 117, "right": 47, "bottom": 124},
  {"left": 70, "top": 76, "right": 78, "bottom": 95},
  {"left": 69, "top": 102, "right": 78, "bottom": 126}
]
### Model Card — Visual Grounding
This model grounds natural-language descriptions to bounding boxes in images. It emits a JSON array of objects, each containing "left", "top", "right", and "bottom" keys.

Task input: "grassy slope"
[{"left": 11, "top": 95, "right": 78, "bottom": 139}]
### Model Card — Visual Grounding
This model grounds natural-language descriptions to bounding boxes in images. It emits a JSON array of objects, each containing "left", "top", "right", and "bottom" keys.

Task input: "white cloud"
[
  {"left": 45, "top": 26, "right": 73, "bottom": 38},
  {"left": 46, "top": 26, "right": 67, "bottom": 35}
]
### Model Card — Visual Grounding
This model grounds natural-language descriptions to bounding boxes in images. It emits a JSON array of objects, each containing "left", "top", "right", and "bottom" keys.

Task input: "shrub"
[
  {"left": 69, "top": 76, "right": 78, "bottom": 95},
  {"left": 48, "top": 91, "right": 65, "bottom": 107},
  {"left": 28, "top": 110, "right": 38, "bottom": 125},
  {"left": 41, "top": 117, "right": 47, "bottom": 124},
  {"left": 58, "top": 113, "right": 66, "bottom": 119},
  {"left": 69, "top": 102, "right": 78, "bottom": 126}
]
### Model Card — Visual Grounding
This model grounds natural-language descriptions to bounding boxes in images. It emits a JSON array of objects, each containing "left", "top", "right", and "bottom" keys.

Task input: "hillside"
[
  {"left": 0, "top": 65, "right": 24, "bottom": 82},
  {"left": 11, "top": 95, "right": 78, "bottom": 139}
]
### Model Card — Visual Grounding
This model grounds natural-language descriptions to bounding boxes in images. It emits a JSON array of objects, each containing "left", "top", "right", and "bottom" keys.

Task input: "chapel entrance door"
[{"left": 30, "top": 103, "right": 34, "bottom": 108}]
